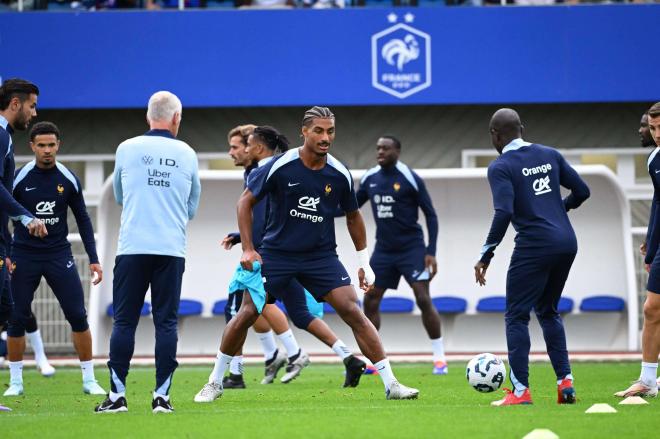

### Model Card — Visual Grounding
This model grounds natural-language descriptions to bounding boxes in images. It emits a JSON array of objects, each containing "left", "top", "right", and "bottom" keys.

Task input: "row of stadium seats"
[{"left": 106, "top": 295, "right": 625, "bottom": 318}]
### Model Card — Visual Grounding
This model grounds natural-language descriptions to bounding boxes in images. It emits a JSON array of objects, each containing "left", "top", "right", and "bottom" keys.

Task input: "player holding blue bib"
[
  {"left": 195, "top": 107, "right": 419, "bottom": 402},
  {"left": 356, "top": 136, "right": 446, "bottom": 375},
  {"left": 475, "top": 108, "right": 589, "bottom": 406}
]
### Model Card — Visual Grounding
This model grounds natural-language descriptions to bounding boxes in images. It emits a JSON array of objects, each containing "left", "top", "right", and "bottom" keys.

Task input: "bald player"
[{"left": 474, "top": 108, "right": 590, "bottom": 406}]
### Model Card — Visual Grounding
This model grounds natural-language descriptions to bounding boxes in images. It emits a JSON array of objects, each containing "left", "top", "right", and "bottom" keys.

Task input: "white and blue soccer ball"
[{"left": 466, "top": 353, "right": 506, "bottom": 393}]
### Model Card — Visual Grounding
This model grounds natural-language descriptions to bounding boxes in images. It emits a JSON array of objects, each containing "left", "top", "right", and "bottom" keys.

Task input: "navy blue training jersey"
[
  {"left": 356, "top": 162, "right": 438, "bottom": 256},
  {"left": 480, "top": 140, "right": 590, "bottom": 264},
  {"left": 0, "top": 116, "right": 34, "bottom": 256},
  {"left": 645, "top": 147, "right": 660, "bottom": 264},
  {"left": 247, "top": 148, "right": 358, "bottom": 256},
  {"left": 12, "top": 161, "right": 98, "bottom": 263}
]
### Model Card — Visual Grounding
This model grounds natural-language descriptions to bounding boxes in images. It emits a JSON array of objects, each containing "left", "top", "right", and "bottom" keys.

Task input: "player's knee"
[
  {"left": 289, "top": 310, "right": 314, "bottom": 330},
  {"left": 414, "top": 294, "right": 433, "bottom": 312},
  {"left": 68, "top": 314, "right": 89, "bottom": 333},
  {"left": 6, "top": 320, "right": 26, "bottom": 338},
  {"left": 643, "top": 298, "right": 660, "bottom": 323},
  {"left": 236, "top": 302, "right": 259, "bottom": 324}
]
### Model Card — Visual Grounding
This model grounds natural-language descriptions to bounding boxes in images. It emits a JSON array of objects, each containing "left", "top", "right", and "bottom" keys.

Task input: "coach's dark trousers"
[
  {"left": 108, "top": 254, "right": 184, "bottom": 396},
  {"left": 505, "top": 251, "right": 575, "bottom": 389}
]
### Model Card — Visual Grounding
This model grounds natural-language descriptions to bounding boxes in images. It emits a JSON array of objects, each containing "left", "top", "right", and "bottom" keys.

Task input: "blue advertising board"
[{"left": 0, "top": 5, "right": 658, "bottom": 108}]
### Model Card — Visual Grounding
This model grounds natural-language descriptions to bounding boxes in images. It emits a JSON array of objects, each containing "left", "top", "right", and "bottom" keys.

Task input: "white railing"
[
  {"left": 14, "top": 152, "right": 230, "bottom": 207},
  {"left": 462, "top": 147, "right": 653, "bottom": 200}
]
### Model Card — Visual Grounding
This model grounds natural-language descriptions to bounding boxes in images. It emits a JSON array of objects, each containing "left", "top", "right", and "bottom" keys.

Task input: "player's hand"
[
  {"left": 90, "top": 263, "right": 103, "bottom": 285},
  {"left": 27, "top": 218, "right": 47, "bottom": 238},
  {"left": 646, "top": 263, "right": 651, "bottom": 273},
  {"left": 425, "top": 254, "right": 438, "bottom": 280},
  {"left": 5, "top": 257, "right": 12, "bottom": 274},
  {"left": 358, "top": 267, "right": 373, "bottom": 293},
  {"left": 240, "top": 249, "right": 262, "bottom": 271},
  {"left": 221, "top": 235, "right": 235, "bottom": 250},
  {"left": 358, "top": 265, "right": 375, "bottom": 293},
  {"left": 641, "top": 242, "right": 647, "bottom": 256},
  {"left": 474, "top": 261, "right": 489, "bottom": 286}
]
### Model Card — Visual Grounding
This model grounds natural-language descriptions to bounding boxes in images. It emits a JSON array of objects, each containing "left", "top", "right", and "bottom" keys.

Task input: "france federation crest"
[{"left": 371, "top": 13, "right": 431, "bottom": 99}]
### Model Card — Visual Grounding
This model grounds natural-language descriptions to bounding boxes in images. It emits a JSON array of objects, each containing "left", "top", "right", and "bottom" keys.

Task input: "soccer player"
[
  {"left": 194, "top": 106, "right": 419, "bottom": 402},
  {"left": 95, "top": 91, "right": 201, "bottom": 413},
  {"left": 210, "top": 126, "right": 366, "bottom": 394},
  {"left": 616, "top": 102, "right": 660, "bottom": 397},
  {"left": 356, "top": 135, "right": 446, "bottom": 375},
  {"left": 222, "top": 124, "right": 310, "bottom": 388},
  {"left": 0, "top": 78, "right": 48, "bottom": 412},
  {"left": 474, "top": 108, "right": 589, "bottom": 406},
  {"left": 4, "top": 121, "right": 105, "bottom": 397},
  {"left": 640, "top": 111, "right": 656, "bottom": 148}
]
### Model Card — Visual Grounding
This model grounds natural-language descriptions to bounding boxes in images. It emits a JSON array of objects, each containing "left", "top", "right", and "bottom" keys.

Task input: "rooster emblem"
[{"left": 381, "top": 34, "right": 420, "bottom": 71}]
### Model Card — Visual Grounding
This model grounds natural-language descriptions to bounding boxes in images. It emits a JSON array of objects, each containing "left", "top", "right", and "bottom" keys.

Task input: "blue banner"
[{"left": 1, "top": 5, "right": 659, "bottom": 109}]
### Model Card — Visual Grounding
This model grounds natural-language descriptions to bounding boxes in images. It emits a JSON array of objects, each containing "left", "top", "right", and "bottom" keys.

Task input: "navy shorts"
[
  {"left": 647, "top": 251, "right": 660, "bottom": 294},
  {"left": 8, "top": 252, "right": 88, "bottom": 337},
  {"left": 224, "top": 291, "right": 243, "bottom": 323},
  {"left": 370, "top": 245, "right": 429, "bottom": 290},
  {"left": 260, "top": 251, "right": 351, "bottom": 301}
]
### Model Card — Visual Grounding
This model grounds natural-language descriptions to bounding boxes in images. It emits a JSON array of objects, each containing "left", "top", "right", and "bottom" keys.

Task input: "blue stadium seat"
[
  {"left": 579, "top": 296, "right": 625, "bottom": 312},
  {"left": 178, "top": 299, "right": 203, "bottom": 316},
  {"left": 557, "top": 297, "right": 574, "bottom": 314},
  {"left": 106, "top": 302, "right": 151, "bottom": 317},
  {"left": 431, "top": 296, "right": 467, "bottom": 314},
  {"left": 379, "top": 297, "right": 414, "bottom": 313},
  {"left": 212, "top": 300, "right": 229, "bottom": 316},
  {"left": 476, "top": 296, "right": 506, "bottom": 313}
]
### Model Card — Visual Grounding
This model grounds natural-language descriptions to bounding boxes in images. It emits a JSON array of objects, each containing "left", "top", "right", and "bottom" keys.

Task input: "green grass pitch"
[{"left": 1, "top": 361, "right": 658, "bottom": 438}]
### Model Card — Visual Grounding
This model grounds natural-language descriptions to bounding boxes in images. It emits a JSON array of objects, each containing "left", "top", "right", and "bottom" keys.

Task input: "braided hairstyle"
[
  {"left": 252, "top": 125, "right": 290, "bottom": 153},
  {"left": 302, "top": 106, "right": 335, "bottom": 127}
]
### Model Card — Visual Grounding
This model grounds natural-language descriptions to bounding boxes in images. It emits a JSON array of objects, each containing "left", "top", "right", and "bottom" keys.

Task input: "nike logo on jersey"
[
  {"left": 25, "top": 187, "right": 36, "bottom": 191},
  {"left": 288, "top": 182, "right": 300, "bottom": 187},
  {"left": 66, "top": 261, "right": 74, "bottom": 268},
  {"left": 341, "top": 276, "right": 349, "bottom": 280},
  {"left": 369, "top": 183, "right": 377, "bottom": 188},
  {"left": 655, "top": 169, "right": 660, "bottom": 174}
]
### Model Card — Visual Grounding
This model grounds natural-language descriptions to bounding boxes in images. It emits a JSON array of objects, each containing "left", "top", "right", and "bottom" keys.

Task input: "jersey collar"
[
  {"left": 144, "top": 129, "right": 175, "bottom": 139},
  {"left": 0, "top": 114, "right": 12, "bottom": 133},
  {"left": 502, "top": 138, "right": 531, "bottom": 154}
]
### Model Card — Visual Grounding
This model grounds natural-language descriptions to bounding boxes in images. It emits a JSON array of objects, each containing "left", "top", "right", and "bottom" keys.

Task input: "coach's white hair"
[{"left": 147, "top": 91, "right": 182, "bottom": 123}]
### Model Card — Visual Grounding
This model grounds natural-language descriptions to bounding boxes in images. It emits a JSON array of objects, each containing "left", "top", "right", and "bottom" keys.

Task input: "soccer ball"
[{"left": 466, "top": 353, "right": 506, "bottom": 393}]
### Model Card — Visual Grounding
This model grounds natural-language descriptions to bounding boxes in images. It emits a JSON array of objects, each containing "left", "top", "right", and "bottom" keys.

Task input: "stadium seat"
[
  {"left": 106, "top": 302, "right": 151, "bottom": 317},
  {"left": 212, "top": 300, "right": 229, "bottom": 316},
  {"left": 431, "top": 296, "right": 467, "bottom": 314},
  {"left": 557, "top": 297, "right": 574, "bottom": 314},
  {"left": 476, "top": 296, "right": 506, "bottom": 313},
  {"left": 579, "top": 295, "right": 625, "bottom": 312},
  {"left": 178, "top": 299, "right": 203, "bottom": 316},
  {"left": 379, "top": 297, "right": 414, "bottom": 313}
]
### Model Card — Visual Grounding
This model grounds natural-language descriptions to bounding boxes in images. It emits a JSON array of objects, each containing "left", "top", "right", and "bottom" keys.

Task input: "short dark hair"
[
  {"left": 0, "top": 78, "right": 39, "bottom": 111},
  {"left": 649, "top": 102, "right": 660, "bottom": 119},
  {"left": 302, "top": 106, "right": 334, "bottom": 127},
  {"left": 380, "top": 135, "right": 401, "bottom": 150},
  {"left": 253, "top": 126, "right": 290, "bottom": 153},
  {"left": 29, "top": 121, "right": 60, "bottom": 142}
]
